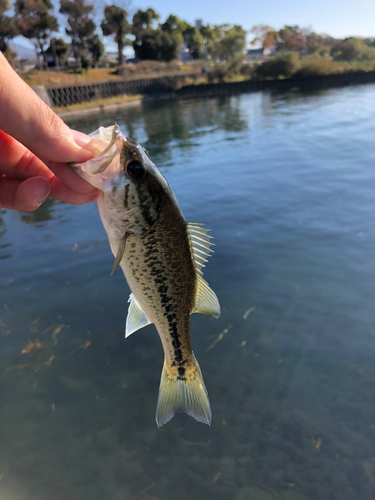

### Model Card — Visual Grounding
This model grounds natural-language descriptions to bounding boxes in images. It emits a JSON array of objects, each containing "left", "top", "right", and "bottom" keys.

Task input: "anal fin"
[{"left": 126, "top": 294, "right": 152, "bottom": 338}]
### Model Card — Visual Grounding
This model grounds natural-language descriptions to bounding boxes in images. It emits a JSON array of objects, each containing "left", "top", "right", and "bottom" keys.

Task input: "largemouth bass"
[{"left": 72, "top": 125, "right": 220, "bottom": 427}]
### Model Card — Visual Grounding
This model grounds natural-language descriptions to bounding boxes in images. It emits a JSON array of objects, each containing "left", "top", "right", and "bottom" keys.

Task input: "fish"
[{"left": 72, "top": 125, "right": 220, "bottom": 427}]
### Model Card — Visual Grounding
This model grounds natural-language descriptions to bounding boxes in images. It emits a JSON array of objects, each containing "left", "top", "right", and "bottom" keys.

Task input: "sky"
[
  {"left": 131, "top": 0, "right": 375, "bottom": 40},
  {"left": 11, "top": 0, "right": 375, "bottom": 56}
]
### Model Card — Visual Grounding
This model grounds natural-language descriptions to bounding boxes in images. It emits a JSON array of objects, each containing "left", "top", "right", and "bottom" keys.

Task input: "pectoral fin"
[
  {"left": 126, "top": 294, "right": 152, "bottom": 338},
  {"left": 193, "top": 274, "right": 221, "bottom": 319},
  {"left": 111, "top": 233, "right": 128, "bottom": 275}
]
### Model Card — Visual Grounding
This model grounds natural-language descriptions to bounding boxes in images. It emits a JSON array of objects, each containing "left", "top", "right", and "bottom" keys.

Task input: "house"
[
  {"left": 247, "top": 47, "right": 275, "bottom": 61},
  {"left": 180, "top": 43, "right": 191, "bottom": 62}
]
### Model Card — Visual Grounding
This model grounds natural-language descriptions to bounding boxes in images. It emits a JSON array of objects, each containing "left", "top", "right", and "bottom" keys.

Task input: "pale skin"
[{"left": 0, "top": 52, "right": 100, "bottom": 212}]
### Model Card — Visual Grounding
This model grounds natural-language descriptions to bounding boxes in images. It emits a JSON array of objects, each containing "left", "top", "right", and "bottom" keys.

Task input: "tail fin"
[{"left": 156, "top": 354, "right": 212, "bottom": 428}]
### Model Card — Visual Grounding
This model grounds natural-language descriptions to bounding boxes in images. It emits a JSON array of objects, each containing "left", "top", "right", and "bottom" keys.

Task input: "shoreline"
[
  {"left": 56, "top": 70, "right": 375, "bottom": 120},
  {"left": 56, "top": 98, "right": 143, "bottom": 120}
]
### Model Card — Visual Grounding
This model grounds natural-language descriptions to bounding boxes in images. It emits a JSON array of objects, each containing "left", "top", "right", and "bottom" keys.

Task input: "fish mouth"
[
  {"left": 71, "top": 124, "right": 124, "bottom": 190},
  {"left": 91, "top": 124, "right": 123, "bottom": 174}
]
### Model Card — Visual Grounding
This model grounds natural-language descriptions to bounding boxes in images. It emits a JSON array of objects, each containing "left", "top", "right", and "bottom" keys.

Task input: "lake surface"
[{"left": 2, "top": 86, "right": 375, "bottom": 500}]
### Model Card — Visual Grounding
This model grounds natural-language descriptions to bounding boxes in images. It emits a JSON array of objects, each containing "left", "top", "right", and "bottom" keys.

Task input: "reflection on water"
[
  {"left": 0, "top": 214, "right": 6, "bottom": 237},
  {"left": 0, "top": 213, "right": 11, "bottom": 261},
  {"left": 68, "top": 96, "right": 248, "bottom": 164},
  {"left": 2, "top": 87, "right": 375, "bottom": 500},
  {"left": 19, "top": 198, "right": 59, "bottom": 225}
]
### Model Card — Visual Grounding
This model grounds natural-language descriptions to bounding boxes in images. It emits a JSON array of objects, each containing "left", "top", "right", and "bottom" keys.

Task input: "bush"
[
  {"left": 333, "top": 38, "right": 375, "bottom": 62},
  {"left": 240, "top": 62, "right": 259, "bottom": 79},
  {"left": 294, "top": 56, "right": 342, "bottom": 77},
  {"left": 206, "top": 54, "right": 246, "bottom": 83},
  {"left": 256, "top": 51, "right": 300, "bottom": 79}
]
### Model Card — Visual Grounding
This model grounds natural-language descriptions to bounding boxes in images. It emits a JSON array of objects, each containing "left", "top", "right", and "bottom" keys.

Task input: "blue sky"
[
  {"left": 12, "top": 0, "right": 375, "bottom": 55},
  {"left": 132, "top": 0, "right": 375, "bottom": 39}
]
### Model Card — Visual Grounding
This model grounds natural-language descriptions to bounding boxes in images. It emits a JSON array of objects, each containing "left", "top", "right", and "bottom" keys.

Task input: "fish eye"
[{"left": 126, "top": 161, "right": 145, "bottom": 180}]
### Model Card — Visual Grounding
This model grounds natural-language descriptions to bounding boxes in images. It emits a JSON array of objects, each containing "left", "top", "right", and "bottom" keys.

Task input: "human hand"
[{"left": 0, "top": 52, "right": 100, "bottom": 212}]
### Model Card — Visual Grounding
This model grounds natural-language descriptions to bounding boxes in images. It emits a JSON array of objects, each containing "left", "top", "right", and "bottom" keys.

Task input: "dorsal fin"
[
  {"left": 187, "top": 222, "right": 220, "bottom": 318},
  {"left": 126, "top": 294, "right": 152, "bottom": 337},
  {"left": 186, "top": 222, "right": 215, "bottom": 276}
]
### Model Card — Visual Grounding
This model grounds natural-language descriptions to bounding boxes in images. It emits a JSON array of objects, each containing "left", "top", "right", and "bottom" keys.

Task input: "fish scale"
[
  {"left": 125, "top": 213, "right": 195, "bottom": 369},
  {"left": 72, "top": 124, "right": 220, "bottom": 427}
]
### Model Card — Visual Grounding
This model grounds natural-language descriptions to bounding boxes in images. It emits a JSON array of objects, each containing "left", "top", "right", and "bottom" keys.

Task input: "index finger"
[
  {"left": 0, "top": 53, "right": 94, "bottom": 164},
  {"left": 0, "top": 130, "right": 98, "bottom": 196}
]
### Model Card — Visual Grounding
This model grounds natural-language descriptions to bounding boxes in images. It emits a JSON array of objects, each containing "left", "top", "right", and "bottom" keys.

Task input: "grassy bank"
[
  {"left": 21, "top": 68, "right": 119, "bottom": 86},
  {"left": 22, "top": 57, "right": 375, "bottom": 115},
  {"left": 52, "top": 94, "right": 143, "bottom": 113},
  {"left": 20, "top": 61, "right": 203, "bottom": 87},
  {"left": 21, "top": 57, "right": 375, "bottom": 89},
  {"left": 241, "top": 55, "right": 375, "bottom": 81}
]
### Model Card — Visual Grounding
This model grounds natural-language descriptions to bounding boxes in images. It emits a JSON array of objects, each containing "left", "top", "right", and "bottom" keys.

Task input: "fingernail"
[
  {"left": 35, "top": 185, "right": 51, "bottom": 209},
  {"left": 73, "top": 131, "right": 92, "bottom": 147},
  {"left": 72, "top": 130, "right": 102, "bottom": 156}
]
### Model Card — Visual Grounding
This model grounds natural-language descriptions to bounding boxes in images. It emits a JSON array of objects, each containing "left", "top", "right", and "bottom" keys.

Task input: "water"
[{"left": 1, "top": 86, "right": 375, "bottom": 500}]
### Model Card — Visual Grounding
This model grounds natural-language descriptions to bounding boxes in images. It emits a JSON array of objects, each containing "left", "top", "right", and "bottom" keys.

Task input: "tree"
[
  {"left": 276, "top": 25, "right": 318, "bottom": 55},
  {"left": 182, "top": 25, "right": 203, "bottom": 59},
  {"left": 332, "top": 38, "right": 375, "bottom": 62},
  {"left": 304, "top": 33, "right": 336, "bottom": 56},
  {"left": 199, "top": 23, "right": 216, "bottom": 59},
  {"left": 0, "top": 0, "right": 16, "bottom": 61},
  {"left": 160, "top": 14, "right": 187, "bottom": 35},
  {"left": 60, "top": 0, "right": 96, "bottom": 67},
  {"left": 101, "top": 5, "right": 130, "bottom": 65},
  {"left": 132, "top": 11, "right": 184, "bottom": 62},
  {"left": 15, "top": 0, "right": 58, "bottom": 69},
  {"left": 47, "top": 36, "right": 69, "bottom": 67},
  {"left": 219, "top": 25, "right": 246, "bottom": 60},
  {"left": 158, "top": 14, "right": 203, "bottom": 61},
  {"left": 132, "top": 7, "right": 159, "bottom": 40},
  {"left": 88, "top": 33, "right": 104, "bottom": 67},
  {"left": 206, "top": 24, "right": 246, "bottom": 61},
  {"left": 133, "top": 29, "right": 181, "bottom": 62},
  {"left": 199, "top": 24, "right": 247, "bottom": 61},
  {"left": 250, "top": 24, "right": 278, "bottom": 50}
]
